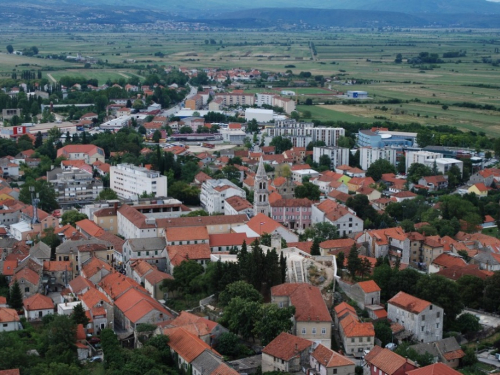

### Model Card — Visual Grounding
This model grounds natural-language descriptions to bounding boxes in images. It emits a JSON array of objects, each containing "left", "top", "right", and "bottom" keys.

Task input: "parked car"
[{"left": 385, "top": 343, "right": 397, "bottom": 351}]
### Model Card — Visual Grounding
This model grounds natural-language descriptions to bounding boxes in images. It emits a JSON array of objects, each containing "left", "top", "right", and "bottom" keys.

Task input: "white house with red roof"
[
  {"left": 310, "top": 343, "right": 355, "bottom": 375},
  {"left": 262, "top": 332, "right": 312, "bottom": 373},
  {"left": 23, "top": 293, "right": 54, "bottom": 320},
  {"left": 312, "top": 200, "right": 363, "bottom": 237},
  {"left": 200, "top": 179, "right": 246, "bottom": 214},
  {"left": 57, "top": 144, "right": 105, "bottom": 164},
  {"left": 0, "top": 307, "right": 21, "bottom": 332},
  {"left": 364, "top": 346, "right": 416, "bottom": 375},
  {"left": 388, "top": 292, "right": 443, "bottom": 343},
  {"left": 356, "top": 227, "right": 410, "bottom": 264}
]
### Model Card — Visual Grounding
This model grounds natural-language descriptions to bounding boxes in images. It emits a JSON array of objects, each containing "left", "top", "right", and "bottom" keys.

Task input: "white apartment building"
[
  {"left": 388, "top": 291, "right": 443, "bottom": 343},
  {"left": 47, "top": 167, "right": 103, "bottom": 204},
  {"left": 313, "top": 146, "right": 350, "bottom": 170},
  {"left": 200, "top": 179, "right": 246, "bottom": 214},
  {"left": 267, "top": 120, "right": 345, "bottom": 148},
  {"left": 405, "top": 151, "right": 443, "bottom": 173},
  {"left": 256, "top": 93, "right": 296, "bottom": 114},
  {"left": 435, "top": 158, "right": 464, "bottom": 176},
  {"left": 359, "top": 147, "right": 397, "bottom": 171},
  {"left": 110, "top": 164, "right": 167, "bottom": 200}
]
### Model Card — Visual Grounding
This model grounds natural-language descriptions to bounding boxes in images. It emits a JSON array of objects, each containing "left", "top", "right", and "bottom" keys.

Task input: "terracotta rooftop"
[
  {"left": 0, "top": 307, "right": 20, "bottom": 323},
  {"left": 99, "top": 272, "right": 148, "bottom": 300},
  {"left": 262, "top": 332, "right": 312, "bottom": 360},
  {"left": 287, "top": 241, "right": 313, "bottom": 254},
  {"left": 247, "top": 213, "right": 283, "bottom": 236},
  {"left": 114, "top": 287, "right": 173, "bottom": 323},
  {"left": 339, "top": 314, "right": 375, "bottom": 337},
  {"left": 365, "top": 346, "right": 415, "bottom": 375},
  {"left": 357, "top": 280, "right": 381, "bottom": 294},
  {"left": 271, "top": 283, "right": 332, "bottom": 322},
  {"left": 168, "top": 243, "right": 211, "bottom": 266},
  {"left": 43, "top": 261, "right": 71, "bottom": 272},
  {"left": 80, "top": 287, "right": 110, "bottom": 309},
  {"left": 81, "top": 257, "right": 113, "bottom": 278},
  {"left": 0, "top": 369, "right": 20, "bottom": 375},
  {"left": 320, "top": 238, "right": 355, "bottom": 249},
  {"left": 225, "top": 196, "right": 253, "bottom": 211},
  {"left": 211, "top": 363, "right": 239, "bottom": 375},
  {"left": 164, "top": 326, "right": 220, "bottom": 363},
  {"left": 168, "top": 311, "right": 218, "bottom": 338},
  {"left": 157, "top": 214, "right": 248, "bottom": 229},
  {"left": 166, "top": 226, "right": 209, "bottom": 242},
  {"left": 145, "top": 269, "right": 173, "bottom": 285},
  {"left": 209, "top": 233, "right": 252, "bottom": 247},
  {"left": 388, "top": 291, "right": 432, "bottom": 314},
  {"left": 76, "top": 219, "right": 105, "bottom": 237},
  {"left": 311, "top": 344, "right": 355, "bottom": 368},
  {"left": 23, "top": 293, "right": 54, "bottom": 311},
  {"left": 69, "top": 276, "right": 95, "bottom": 294},
  {"left": 432, "top": 253, "right": 466, "bottom": 269},
  {"left": 406, "top": 363, "right": 461, "bottom": 375}
]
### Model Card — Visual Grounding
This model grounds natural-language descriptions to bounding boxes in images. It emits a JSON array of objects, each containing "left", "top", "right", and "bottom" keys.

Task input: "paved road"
[
  {"left": 477, "top": 351, "right": 500, "bottom": 367},
  {"left": 463, "top": 309, "right": 500, "bottom": 328}
]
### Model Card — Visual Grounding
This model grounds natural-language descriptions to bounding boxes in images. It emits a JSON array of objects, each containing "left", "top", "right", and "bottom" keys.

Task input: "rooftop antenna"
[{"left": 30, "top": 186, "right": 40, "bottom": 224}]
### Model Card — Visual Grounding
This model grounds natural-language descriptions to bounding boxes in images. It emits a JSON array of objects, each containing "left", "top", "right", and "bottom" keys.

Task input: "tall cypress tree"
[
  {"left": 279, "top": 251, "right": 287, "bottom": 283},
  {"left": 310, "top": 238, "right": 321, "bottom": 256},
  {"left": 9, "top": 281, "right": 23, "bottom": 310},
  {"left": 72, "top": 303, "right": 90, "bottom": 327}
]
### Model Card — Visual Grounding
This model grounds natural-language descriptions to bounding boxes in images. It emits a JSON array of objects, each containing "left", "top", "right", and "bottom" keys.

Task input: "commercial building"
[
  {"left": 359, "top": 147, "right": 397, "bottom": 171},
  {"left": 357, "top": 128, "right": 417, "bottom": 148},
  {"left": 245, "top": 108, "right": 273, "bottom": 122},
  {"left": 110, "top": 164, "right": 168, "bottom": 200},
  {"left": 405, "top": 151, "right": 443, "bottom": 173},
  {"left": 346, "top": 91, "right": 368, "bottom": 99},
  {"left": 313, "top": 146, "right": 350, "bottom": 170}
]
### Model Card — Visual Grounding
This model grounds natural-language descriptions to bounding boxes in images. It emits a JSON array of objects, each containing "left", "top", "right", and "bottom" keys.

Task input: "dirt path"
[
  {"left": 47, "top": 73, "right": 56, "bottom": 83},
  {"left": 118, "top": 72, "right": 130, "bottom": 79}
]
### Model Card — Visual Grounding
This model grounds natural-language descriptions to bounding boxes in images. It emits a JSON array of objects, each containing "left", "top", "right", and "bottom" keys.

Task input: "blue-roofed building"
[{"left": 357, "top": 129, "right": 417, "bottom": 148}]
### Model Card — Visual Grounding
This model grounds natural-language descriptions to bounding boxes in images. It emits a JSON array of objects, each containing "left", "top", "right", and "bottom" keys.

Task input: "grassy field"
[{"left": 2, "top": 29, "right": 500, "bottom": 134}]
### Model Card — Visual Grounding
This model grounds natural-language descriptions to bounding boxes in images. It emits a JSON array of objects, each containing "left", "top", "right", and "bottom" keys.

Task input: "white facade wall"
[
  {"left": 359, "top": 147, "right": 397, "bottom": 171},
  {"left": 325, "top": 212, "right": 363, "bottom": 237},
  {"left": 200, "top": 179, "right": 246, "bottom": 214},
  {"left": 387, "top": 303, "right": 443, "bottom": 343},
  {"left": 256, "top": 93, "right": 275, "bottom": 107},
  {"left": 406, "top": 151, "right": 443, "bottom": 173},
  {"left": 245, "top": 109, "right": 273, "bottom": 122},
  {"left": 311, "top": 127, "right": 345, "bottom": 147},
  {"left": 313, "top": 147, "right": 350, "bottom": 169},
  {"left": 110, "top": 164, "right": 167, "bottom": 200},
  {"left": 24, "top": 308, "right": 53, "bottom": 320}
]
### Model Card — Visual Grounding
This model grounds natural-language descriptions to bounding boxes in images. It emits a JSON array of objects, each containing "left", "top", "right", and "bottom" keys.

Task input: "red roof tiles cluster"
[
  {"left": 262, "top": 332, "right": 312, "bottom": 360},
  {"left": 388, "top": 291, "right": 432, "bottom": 314}
]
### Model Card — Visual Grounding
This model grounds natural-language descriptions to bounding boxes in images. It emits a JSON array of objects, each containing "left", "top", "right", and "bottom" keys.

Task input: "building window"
[
  {"left": 312, "top": 328, "right": 316, "bottom": 334},
  {"left": 422, "top": 315, "right": 425, "bottom": 321},
  {"left": 301, "top": 328, "right": 306, "bottom": 334},
  {"left": 321, "top": 328, "right": 326, "bottom": 334},
  {"left": 351, "top": 338, "right": 355, "bottom": 343},
  {"left": 25, "top": 287, "right": 29, "bottom": 292}
]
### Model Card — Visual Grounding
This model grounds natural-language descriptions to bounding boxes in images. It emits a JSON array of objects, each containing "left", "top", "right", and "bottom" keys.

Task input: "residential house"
[
  {"left": 166, "top": 311, "right": 227, "bottom": 345},
  {"left": 387, "top": 292, "right": 443, "bottom": 343},
  {"left": 350, "top": 280, "right": 381, "bottom": 309},
  {"left": 364, "top": 346, "right": 416, "bottom": 375},
  {"left": 76, "top": 219, "right": 105, "bottom": 239},
  {"left": 56, "top": 145, "right": 105, "bottom": 164},
  {"left": 144, "top": 269, "right": 173, "bottom": 300},
  {"left": 262, "top": 332, "right": 312, "bottom": 373},
  {"left": 166, "top": 244, "right": 211, "bottom": 274},
  {"left": 472, "top": 251, "right": 500, "bottom": 271},
  {"left": 337, "top": 307, "right": 375, "bottom": 357},
  {"left": 417, "top": 175, "right": 448, "bottom": 191},
  {"left": 0, "top": 308, "right": 21, "bottom": 332},
  {"left": 11, "top": 267, "right": 41, "bottom": 298},
  {"left": 310, "top": 343, "right": 355, "bottom": 375},
  {"left": 469, "top": 170, "right": 494, "bottom": 188},
  {"left": 271, "top": 283, "right": 332, "bottom": 347},
  {"left": 392, "top": 191, "right": 418, "bottom": 202},
  {"left": 80, "top": 257, "right": 113, "bottom": 285},
  {"left": 244, "top": 213, "right": 299, "bottom": 243},
  {"left": 42, "top": 261, "right": 72, "bottom": 292},
  {"left": 312, "top": 200, "right": 363, "bottom": 237},
  {"left": 356, "top": 186, "right": 382, "bottom": 202},
  {"left": 79, "top": 287, "right": 113, "bottom": 334},
  {"left": 429, "top": 253, "right": 467, "bottom": 274},
  {"left": 270, "top": 177, "right": 296, "bottom": 200},
  {"left": 319, "top": 238, "right": 355, "bottom": 256},
  {"left": 93, "top": 206, "right": 118, "bottom": 235},
  {"left": 122, "top": 237, "right": 167, "bottom": 273},
  {"left": 224, "top": 196, "right": 254, "bottom": 217},
  {"left": 356, "top": 228, "right": 410, "bottom": 264},
  {"left": 422, "top": 236, "right": 445, "bottom": 269},
  {"left": 409, "top": 337, "right": 464, "bottom": 369},
  {"left": 208, "top": 233, "right": 252, "bottom": 253},
  {"left": 23, "top": 293, "right": 54, "bottom": 321},
  {"left": 165, "top": 226, "right": 209, "bottom": 246},
  {"left": 468, "top": 183, "right": 489, "bottom": 197}
]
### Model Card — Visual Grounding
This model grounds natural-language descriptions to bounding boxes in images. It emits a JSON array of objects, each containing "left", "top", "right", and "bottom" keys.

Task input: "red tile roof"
[
  {"left": 114, "top": 288, "right": 172, "bottom": 323},
  {"left": 69, "top": 276, "right": 94, "bottom": 294},
  {"left": 99, "top": 272, "right": 148, "bottom": 300},
  {"left": 0, "top": 369, "right": 20, "bottom": 375},
  {"left": 271, "top": 283, "right": 332, "bottom": 322},
  {"left": 286, "top": 241, "right": 313, "bottom": 254},
  {"left": 388, "top": 291, "right": 432, "bottom": 314},
  {"left": 357, "top": 280, "right": 381, "bottom": 294},
  {"left": 43, "top": 261, "right": 71, "bottom": 272},
  {"left": 163, "top": 326, "right": 219, "bottom": 362},
  {"left": 0, "top": 307, "right": 20, "bottom": 323},
  {"left": 76, "top": 219, "right": 105, "bottom": 237},
  {"left": 311, "top": 344, "right": 355, "bottom": 368},
  {"left": 472, "top": 183, "right": 488, "bottom": 192},
  {"left": 23, "top": 293, "right": 54, "bottom": 311},
  {"left": 57, "top": 144, "right": 103, "bottom": 158},
  {"left": 80, "top": 287, "right": 110, "bottom": 309},
  {"left": 365, "top": 346, "right": 415, "bottom": 375},
  {"left": 166, "top": 226, "right": 209, "bottom": 242},
  {"left": 145, "top": 269, "right": 173, "bottom": 285},
  {"left": 168, "top": 243, "right": 211, "bottom": 266},
  {"left": 81, "top": 257, "right": 113, "bottom": 278},
  {"left": 11, "top": 267, "right": 39, "bottom": 285},
  {"left": 406, "top": 363, "right": 461, "bottom": 375},
  {"left": 209, "top": 233, "right": 252, "bottom": 247},
  {"left": 211, "top": 363, "right": 239, "bottom": 375},
  {"left": 168, "top": 311, "right": 218, "bottom": 337},
  {"left": 339, "top": 314, "right": 375, "bottom": 337},
  {"left": 262, "top": 332, "right": 312, "bottom": 360},
  {"left": 247, "top": 213, "right": 284, "bottom": 235},
  {"left": 334, "top": 302, "right": 356, "bottom": 316},
  {"left": 320, "top": 238, "right": 355, "bottom": 250},
  {"left": 225, "top": 196, "right": 253, "bottom": 211},
  {"left": 436, "top": 264, "right": 492, "bottom": 281},
  {"left": 432, "top": 253, "right": 466, "bottom": 269}
]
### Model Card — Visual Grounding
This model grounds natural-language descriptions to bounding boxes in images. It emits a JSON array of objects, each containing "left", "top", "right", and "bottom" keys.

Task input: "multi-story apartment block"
[
  {"left": 110, "top": 164, "right": 168, "bottom": 200},
  {"left": 270, "top": 198, "right": 313, "bottom": 231},
  {"left": 214, "top": 91, "right": 255, "bottom": 106},
  {"left": 47, "top": 167, "right": 103, "bottom": 205},
  {"left": 200, "top": 179, "right": 246, "bottom": 214},
  {"left": 313, "top": 146, "right": 350, "bottom": 170},
  {"left": 359, "top": 147, "right": 397, "bottom": 171},
  {"left": 405, "top": 151, "right": 443, "bottom": 173},
  {"left": 267, "top": 120, "right": 345, "bottom": 148}
]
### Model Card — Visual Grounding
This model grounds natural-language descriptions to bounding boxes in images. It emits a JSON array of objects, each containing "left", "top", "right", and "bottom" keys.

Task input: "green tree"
[
  {"left": 416, "top": 130, "right": 434, "bottom": 148},
  {"left": 295, "top": 182, "right": 320, "bottom": 200},
  {"left": 71, "top": 303, "right": 89, "bottom": 327},
  {"left": 306, "top": 140, "right": 326, "bottom": 151},
  {"left": 347, "top": 244, "right": 361, "bottom": 280},
  {"left": 19, "top": 180, "right": 59, "bottom": 212},
  {"left": 152, "top": 130, "right": 162, "bottom": 143},
  {"left": 270, "top": 136, "right": 293, "bottom": 154},
  {"left": 416, "top": 274, "right": 463, "bottom": 328},
  {"left": 395, "top": 343, "right": 434, "bottom": 367},
  {"left": 39, "top": 314, "right": 78, "bottom": 365},
  {"left": 221, "top": 297, "right": 260, "bottom": 340},
  {"left": 407, "top": 163, "right": 433, "bottom": 183},
  {"left": 219, "top": 281, "right": 262, "bottom": 307},
  {"left": 397, "top": 156, "right": 406, "bottom": 174},
  {"left": 483, "top": 271, "right": 500, "bottom": 312},
  {"left": 96, "top": 188, "right": 119, "bottom": 201},
  {"left": 9, "top": 280, "right": 23, "bottom": 310},
  {"left": 61, "top": 211, "right": 88, "bottom": 227},
  {"left": 374, "top": 321, "right": 393, "bottom": 347},
  {"left": 169, "top": 181, "right": 200, "bottom": 205},
  {"left": 366, "top": 159, "right": 397, "bottom": 182},
  {"left": 172, "top": 260, "right": 205, "bottom": 294},
  {"left": 318, "top": 154, "right": 331, "bottom": 170},
  {"left": 310, "top": 238, "right": 321, "bottom": 256},
  {"left": 254, "top": 304, "right": 295, "bottom": 345},
  {"left": 215, "top": 332, "right": 242, "bottom": 357},
  {"left": 456, "top": 275, "right": 484, "bottom": 309},
  {"left": 6, "top": 44, "right": 13, "bottom": 54},
  {"left": 452, "top": 313, "right": 480, "bottom": 334}
]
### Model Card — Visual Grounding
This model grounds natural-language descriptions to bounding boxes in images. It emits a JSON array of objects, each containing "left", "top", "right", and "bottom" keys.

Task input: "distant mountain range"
[
  {"left": 2, "top": 0, "right": 500, "bottom": 28},
  {"left": 2, "top": 0, "right": 500, "bottom": 15}
]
